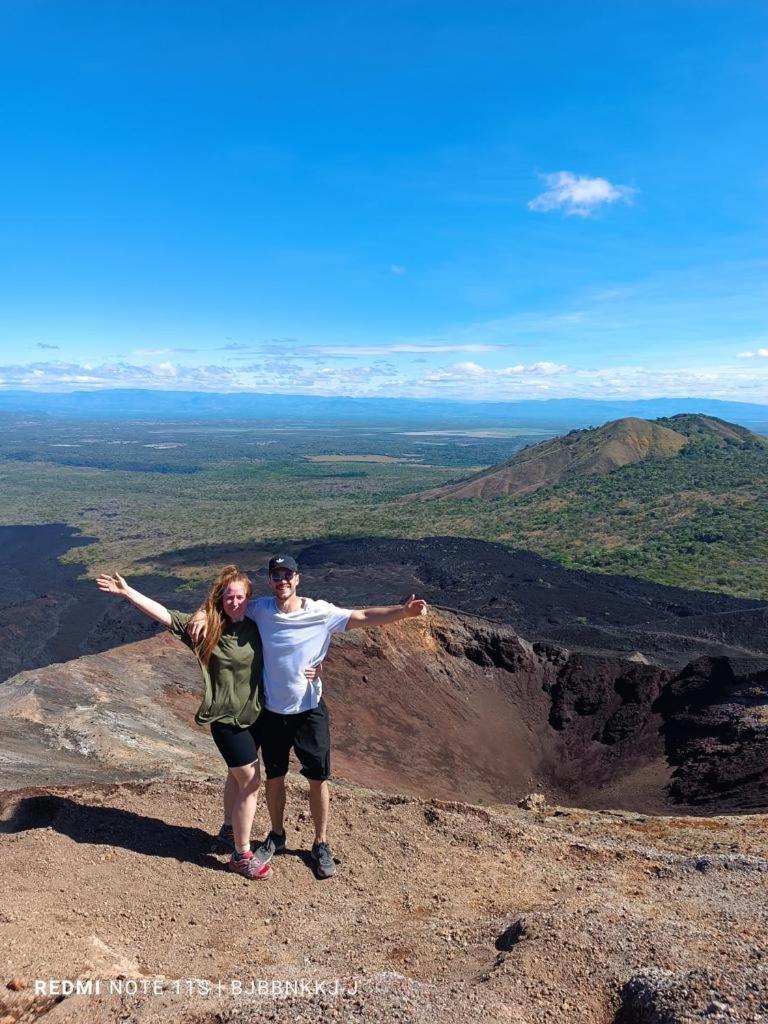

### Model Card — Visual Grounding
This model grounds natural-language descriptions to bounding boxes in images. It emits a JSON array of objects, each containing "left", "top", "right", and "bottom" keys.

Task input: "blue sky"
[{"left": 1, "top": 1, "right": 766, "bottom": 399}]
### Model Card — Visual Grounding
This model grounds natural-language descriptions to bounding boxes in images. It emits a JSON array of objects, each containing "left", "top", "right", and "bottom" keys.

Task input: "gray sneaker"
[
  {"left": 253, "top": 830, "right": 287, "bottom": 866},
  {"left": 209, "top": 822, "right": 235, "bottom": 854},
  {"left": 311, "top": 841, "right": 336, "bottom": 879}
]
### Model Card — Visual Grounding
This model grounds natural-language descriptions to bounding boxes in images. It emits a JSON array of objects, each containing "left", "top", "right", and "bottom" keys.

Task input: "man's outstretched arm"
[{"left": 346, "top": 594, "right": 428, "bottom": 630}]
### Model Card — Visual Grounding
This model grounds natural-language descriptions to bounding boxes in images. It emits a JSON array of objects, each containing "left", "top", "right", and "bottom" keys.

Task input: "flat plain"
[{"left": 1, "top": 411, "right": 767, "bottom": 600}]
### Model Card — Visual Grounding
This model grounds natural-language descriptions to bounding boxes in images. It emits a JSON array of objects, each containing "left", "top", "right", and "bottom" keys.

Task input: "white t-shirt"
[{"left": 246, "top": 596, "right": 352, "bottom": 714}]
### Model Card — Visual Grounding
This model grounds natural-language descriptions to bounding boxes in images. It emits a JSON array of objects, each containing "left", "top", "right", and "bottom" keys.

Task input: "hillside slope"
[
  {"left": 419, "top": 414, "right": 767, "bottom": 501},
  {"left": 408, "top": 417, "right": 768, "bottom": 598}
]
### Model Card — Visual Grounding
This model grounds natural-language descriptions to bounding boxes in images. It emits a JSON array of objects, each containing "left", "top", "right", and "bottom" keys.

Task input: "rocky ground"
[
  {"left": 0, "top": 525, "right": 185, "bottom": 685},
  {"left": 1, "top": 532, "right": 767, "bottom": 1022},
  {"left": 0, "top": 778, "right": 766, "bottom": 1024}
]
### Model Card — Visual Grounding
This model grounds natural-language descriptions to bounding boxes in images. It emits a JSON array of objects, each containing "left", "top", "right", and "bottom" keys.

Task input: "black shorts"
[
  {"left": 259, "top": 700, "right": 331, "bottom": 782},
  {"left": 209, "top": 719, "right": 262, "bottom": 769}
]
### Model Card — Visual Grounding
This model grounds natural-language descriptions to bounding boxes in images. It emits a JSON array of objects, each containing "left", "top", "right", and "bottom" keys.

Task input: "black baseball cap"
[{"left": 268, "top": 554, "right": 299, "bottom": 574}]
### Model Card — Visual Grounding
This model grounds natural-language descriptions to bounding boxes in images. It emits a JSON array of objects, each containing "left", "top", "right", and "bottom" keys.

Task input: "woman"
[{"left": 96, "top": 564, "right": 314, "bottom": 880}]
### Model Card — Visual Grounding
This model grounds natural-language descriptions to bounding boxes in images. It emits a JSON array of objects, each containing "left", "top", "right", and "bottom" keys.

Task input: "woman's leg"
[
  {"left": 223, "top": 770, "right": 238, "bottom": 825},
  {"left": 228, "top": 760, "right": 262, "bottom": 854},
  {"left": 210, "top": 721, "right": 266, "bottom": 860}
]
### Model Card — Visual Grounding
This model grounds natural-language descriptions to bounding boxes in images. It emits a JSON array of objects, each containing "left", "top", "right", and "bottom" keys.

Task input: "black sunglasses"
[{"left": 269, "top": 570, "right": 297, "bottom": 582}]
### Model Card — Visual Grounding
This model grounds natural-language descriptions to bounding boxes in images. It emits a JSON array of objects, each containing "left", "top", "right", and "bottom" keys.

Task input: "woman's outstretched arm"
[{"left": 95, "top": 572, "right": 173, "bottom": 628}]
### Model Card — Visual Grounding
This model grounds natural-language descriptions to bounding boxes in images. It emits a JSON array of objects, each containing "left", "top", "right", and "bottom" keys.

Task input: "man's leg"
[
  {"left": 308, "top": 778, "right": 329, "bottom": 844},
  {"left": 265, "top": 775, "right": 287, "bottom": 835},
  {"left": 253, "top": 711, "right": 292, "bottom": 866},
  {"left": 294, "top": 701, "right": 335, "bottom": 878}
]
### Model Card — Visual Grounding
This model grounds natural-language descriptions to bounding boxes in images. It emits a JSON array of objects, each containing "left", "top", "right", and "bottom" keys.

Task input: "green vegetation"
[
  {"left": 0, "top": 415, "right": 543, "bottom": 473},
  {"left": 0, "top": 413, "right": 766, "bottom": 600},
  {"left": 447, "top": 438, "right": 768, "bottom": 598},
  {"left": 0, "top": 453, "right": 458, "bottom": 575}
]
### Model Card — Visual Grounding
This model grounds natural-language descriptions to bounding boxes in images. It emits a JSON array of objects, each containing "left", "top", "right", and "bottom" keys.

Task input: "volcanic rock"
[
  {"left": 294, "top": 536, "right": 768, "bottom": 669},
  {"left": 2, "top": 608, "right": 766, "bottom": 814}
]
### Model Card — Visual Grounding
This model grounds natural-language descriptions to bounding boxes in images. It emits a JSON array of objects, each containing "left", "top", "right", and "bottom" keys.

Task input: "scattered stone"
[
  {"left": 518, "top": 793, "right": 547, "bottom": 812},
  {"left": 617, "top": 967, "right": 768, "bottom": 1024}
]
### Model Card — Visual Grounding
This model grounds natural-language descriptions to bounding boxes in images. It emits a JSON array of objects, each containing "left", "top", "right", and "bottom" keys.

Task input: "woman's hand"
[
  {"left": 94, "top": 572, "right": 172, "bottom": 627},
  {"left": 95, "top": 571, "right": 130, "bottom": 596}
]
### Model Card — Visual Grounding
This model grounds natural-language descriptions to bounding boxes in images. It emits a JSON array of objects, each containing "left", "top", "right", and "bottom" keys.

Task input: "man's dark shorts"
[
  {"left": 259, "top": 700, "right": 331, "bottom": 781},
  {"left": 209, "top": 720, "right": 262, "bottom": 769}
]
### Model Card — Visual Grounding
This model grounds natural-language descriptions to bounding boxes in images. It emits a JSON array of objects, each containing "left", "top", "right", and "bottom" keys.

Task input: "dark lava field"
[
  {"left": 5, "top": 526, "right": 768, "bottom": 685},
  {"left": 152, "top": 534, "right": 768, "bottom": 669}
]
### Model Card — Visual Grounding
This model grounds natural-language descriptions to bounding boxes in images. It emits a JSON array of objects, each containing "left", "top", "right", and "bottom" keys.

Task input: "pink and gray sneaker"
[{"left": 228, "top": 850, "right": 273, "bottom": 880}]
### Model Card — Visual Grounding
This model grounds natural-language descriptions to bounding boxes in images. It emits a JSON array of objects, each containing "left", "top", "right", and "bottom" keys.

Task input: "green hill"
[
  {"left": 412, "top": 414, "right": 768, "bottom": 598},
  {"left": 419, "top": 414, "right": 767, "bottom": 500}
]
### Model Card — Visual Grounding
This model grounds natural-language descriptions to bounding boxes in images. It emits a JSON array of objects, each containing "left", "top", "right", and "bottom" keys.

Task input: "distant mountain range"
[
  {"left": 1, "top": 389, "right": 768, "bottom": 429},
  {"left": 420, "top": 414, "right": 768, "bottom": 499}
]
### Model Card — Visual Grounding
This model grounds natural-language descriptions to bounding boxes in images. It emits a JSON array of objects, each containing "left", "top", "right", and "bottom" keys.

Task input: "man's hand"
[
  {"left": 403, "top": 594, "right": 428, "bottom": 618},
  {"left": 187, "top": 609, "right": 206, "bottom": 643},
  {"left": 347, "top": 595, "right": 429, "bottom": 629},
  {"left": 95, "top": 571, "right": 129, "bottom": 596}
]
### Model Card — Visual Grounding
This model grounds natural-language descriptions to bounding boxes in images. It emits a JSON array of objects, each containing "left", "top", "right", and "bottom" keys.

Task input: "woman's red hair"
[{"left": 196, "top": 564, "right": 252, "bottom": 665}]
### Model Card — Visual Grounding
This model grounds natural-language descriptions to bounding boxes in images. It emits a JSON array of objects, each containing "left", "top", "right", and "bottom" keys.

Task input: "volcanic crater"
[
  {"left": 4, "top": 535, "right": 766, "bottom": 816},
  {"left": 2, "top": 535, "right": 767, "bottom": 1023}
]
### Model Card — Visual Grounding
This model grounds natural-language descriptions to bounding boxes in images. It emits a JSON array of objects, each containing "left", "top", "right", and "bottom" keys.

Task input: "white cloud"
[
  {"left": 738, "top": 348, "right": 768, "bottom": 359},
  {"left": 0, "top": 361, "right": 246, "bottom": 391},
  {"left": 528, "top": 171, "right": 636, "bottom": 218},
  {"left": 1, "top": 356, "right": 768, "bottom": 403},
  {"left": 390, "top": 264, "right": 406, "bottom": 275},
  {"left": 312, "top": 343, "right": 500, "bottom": 356},
  {"left": 498, "top": 361, "right": 569, "bottom": 377},
  {"left": 453, "top": 361, "right": 488, "bottom": 376},
  {"left": 421, "top": 361, "right": 569, "bottom": 386},
  {"left": 133, "top": 347, "right": 197, "bottom": 356}
]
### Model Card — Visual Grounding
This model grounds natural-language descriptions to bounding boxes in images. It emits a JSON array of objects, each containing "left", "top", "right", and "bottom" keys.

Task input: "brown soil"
[{"left": 0, "top": 778, "right": 766, "bottom": 1024}]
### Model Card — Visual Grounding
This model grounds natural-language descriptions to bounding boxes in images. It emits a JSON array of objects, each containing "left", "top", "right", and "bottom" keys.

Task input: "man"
[{"left": 189, "top": 553, "right": 428, "bottom": 878}]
